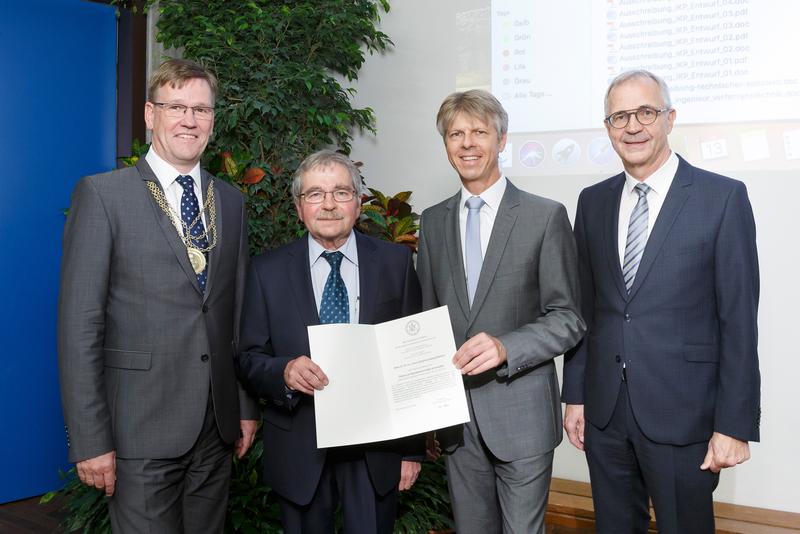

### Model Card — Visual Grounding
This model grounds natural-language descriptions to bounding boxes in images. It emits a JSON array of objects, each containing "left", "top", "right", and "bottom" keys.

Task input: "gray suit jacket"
[
  {"left": 416, "top": 180, "right": 585, "bottom": 461},
  {"left": 58, "top": 159, "right": 259, "bottom": 463}
]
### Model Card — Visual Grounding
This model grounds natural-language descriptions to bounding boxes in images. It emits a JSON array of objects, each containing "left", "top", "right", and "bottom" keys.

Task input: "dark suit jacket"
[
  {"left": 236, "top": 231, "right": 423, "bottom": 506},
  {"left": 58, "top": 159, "right": 259, "bottom": 463},
  {"left": 416, "top": 181, "right": 585, "bottom": 461},
  {"left": 562, "top": 155, "right": 761, "bottom": 445}
]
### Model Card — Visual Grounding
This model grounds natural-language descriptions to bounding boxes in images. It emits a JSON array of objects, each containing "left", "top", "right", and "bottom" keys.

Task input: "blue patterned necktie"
[
  {"left": 622, "top": 182, "right": 651, "bottom": 292},
  {"left": 320, "top": 251, "right": 349, "bottom": 324},
  {"left": 175, "top": 175, "right": 209, "bottom": 291},
  {"left": 465, "top": 196, "right": 485, "bottom": 306}
]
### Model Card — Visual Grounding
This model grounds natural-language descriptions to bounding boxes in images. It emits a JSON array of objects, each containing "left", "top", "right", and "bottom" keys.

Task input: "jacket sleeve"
[
  {"left": 562, "top": 192, "right": 592, "bottom": 404},
  {"left": 498, "top": 202, "right": 586, "bottom": 378},
  {"left": 57, "top": 176, "right": 115, "bottom": 463},
  {"left": 236, "top": 259, "right": 299, "bottom": 411},
  {"left": 712, "top": 181, "right": 760, "bottom": 441}
]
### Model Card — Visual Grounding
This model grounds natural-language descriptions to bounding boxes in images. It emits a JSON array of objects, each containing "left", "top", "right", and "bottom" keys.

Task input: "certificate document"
[{"left": 308, "top": 306, "right": 469, "bottom": 448}]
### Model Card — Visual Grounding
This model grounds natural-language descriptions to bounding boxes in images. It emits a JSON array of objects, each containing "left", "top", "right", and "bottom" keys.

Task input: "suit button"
[
  {"left": 202, "top": 305, "right": 209, "bottom": 313},
  {"left": 615, "top": 355, "right": 621, "bottom": 363},
  {"left": 624, "top": 313, "right": 631, "bottom": 322},
  {"left": 201, "top": 354, "right": 209, "bottom": 362}
]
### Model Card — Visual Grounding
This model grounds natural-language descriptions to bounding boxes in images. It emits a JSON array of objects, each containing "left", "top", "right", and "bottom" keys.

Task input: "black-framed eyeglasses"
[
  {"left": 605, "top": 106, "right": 670, "bottom": 129},
  {"left": 300, "top": 189, "right": 356, "bottom": 204},
  {"left": 151, "top": 102, "right": 215, "bottom": 121}
]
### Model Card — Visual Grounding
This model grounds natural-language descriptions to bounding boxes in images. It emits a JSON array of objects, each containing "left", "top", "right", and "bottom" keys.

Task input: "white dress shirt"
[
  {"left": 617, "top": 152, "right": 679, "bottom": 265},
  {"left": 308, "top": 231, "right": 360, "bottom": 323},
  {"left": 459, "top": 176, "right": 507, "bottom": 273},
  {"left": 145, "top": 148, "right": 207, "bottom": 231}
]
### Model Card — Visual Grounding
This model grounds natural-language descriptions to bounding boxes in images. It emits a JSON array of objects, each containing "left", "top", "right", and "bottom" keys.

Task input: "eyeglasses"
[
  {"left": 605, "top": 106, "right": 670, "bottom": 129},
  {"left": 151, "top": 102, "right": 215, "bottom": 121},
  {"left": 299, "top": 189, "right": 356, "bottom": 204}
]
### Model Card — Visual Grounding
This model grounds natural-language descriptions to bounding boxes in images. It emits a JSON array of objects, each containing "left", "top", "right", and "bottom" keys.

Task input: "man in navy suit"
[
  {"left": 562, "top": 70, "right": 760, "bottom": 534},
  {"left": 236, "top": 150, "right": 423, "bottom": 534}
]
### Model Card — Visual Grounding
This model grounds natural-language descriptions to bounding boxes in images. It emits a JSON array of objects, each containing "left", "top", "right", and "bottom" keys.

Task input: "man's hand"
[
  {"left": 425, "top": 432, "right": 441, "bottom": 461},
  {"left": 398, "top": 460, "right": 421, "bottom": 491},
  {"left": 453, "top": 333, "right": 507, "bottom": 375},
  {"left": 235, "top": 419, "right": 259, "bottom": 459},
  {"left": 563, "top": 404, "right": 586, "bottom": 451},
  {"left": 76, "top": 450, "right": 116, "bottom": 497},
  {"left": 700, "top": 432, "right": 751, "bottom": 473},
  {"left": 284, "top": 356, "right": 328, "bottom": 395}
]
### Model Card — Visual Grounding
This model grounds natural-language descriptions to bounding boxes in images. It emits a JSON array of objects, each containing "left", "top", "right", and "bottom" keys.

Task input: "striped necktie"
[{"left": 622, "top": 182, "right": 651, "bottom": 292}]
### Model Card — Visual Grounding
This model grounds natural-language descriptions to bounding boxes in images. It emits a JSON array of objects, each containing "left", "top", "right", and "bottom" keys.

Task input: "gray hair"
[
  {"left": 436, "top": 89, "right": 508, "bottom": 139},
  {"left": 604, "top": 69, "right": 672, "bottom": 116},
  {"left": 291, "top": 150, "right": 362, "bottom": 200}
]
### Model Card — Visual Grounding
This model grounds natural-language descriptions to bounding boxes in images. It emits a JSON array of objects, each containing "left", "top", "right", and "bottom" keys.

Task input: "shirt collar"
[
  {"left": 307, "top": 230, "right": 359, "bottom": 268},
  {"left": 623, "top": 151, "right": 678, "bottom": 196},
  {"left": 460, "top": 176, "right": 507, "bottom": 210},
  {"left": 145, "top": 147, "right": 202, "bottom": 189}
]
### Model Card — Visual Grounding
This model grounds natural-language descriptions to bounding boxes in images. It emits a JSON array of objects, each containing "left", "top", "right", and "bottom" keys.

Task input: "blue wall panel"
[{"left": 0, "top": 0, "right": 117, "bottom": 503}]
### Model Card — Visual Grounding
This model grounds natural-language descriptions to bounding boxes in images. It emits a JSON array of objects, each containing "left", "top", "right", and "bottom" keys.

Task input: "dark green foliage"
[
  {"left": 40, "top": 469, "right": 111, "bottom": 534},
  {"left": 154, "top": 0, "right": 393, "bottom": 254},
  {"left": 395, "top": 459, "right": 454, "bottom": 533}
]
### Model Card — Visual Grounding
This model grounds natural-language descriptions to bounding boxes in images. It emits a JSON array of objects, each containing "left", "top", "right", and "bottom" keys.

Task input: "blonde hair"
[{"left": 147, "top": 58, "right": 218, "bottom": 103}]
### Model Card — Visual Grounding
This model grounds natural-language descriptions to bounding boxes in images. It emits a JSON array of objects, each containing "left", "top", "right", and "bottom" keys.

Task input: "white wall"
[{"left": 348, "top": 0, "right": 800, "bottom": 513}]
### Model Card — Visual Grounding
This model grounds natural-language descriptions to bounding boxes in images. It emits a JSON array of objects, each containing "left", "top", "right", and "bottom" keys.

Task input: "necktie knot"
[
  {"left": 466, "top": 196, "right": 485, "bottom": 211},
  {"left": 322, "top": 251, "right": 344, "bottom": 271},
  {"left": 634, "top": 182, "right": 650, "bottom": 198},
  {"left": 175, "top": 175, "right": 195, "bottom": 191}
]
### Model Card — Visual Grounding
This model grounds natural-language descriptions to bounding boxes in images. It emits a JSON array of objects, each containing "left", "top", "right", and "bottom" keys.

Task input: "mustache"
[{"left": 316, "top": 212, "right": 345, "bottom": 220}]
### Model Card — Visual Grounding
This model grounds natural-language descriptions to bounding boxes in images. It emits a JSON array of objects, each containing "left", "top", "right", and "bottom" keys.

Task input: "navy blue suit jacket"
[
  {"left": 236, "top": 231, "right": 423, "bottom": 505},
  {"left": 562, "top": 156, "right": 760, "bottom": 445}
]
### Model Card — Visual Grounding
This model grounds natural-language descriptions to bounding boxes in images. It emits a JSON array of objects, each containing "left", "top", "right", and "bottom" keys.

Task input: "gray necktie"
[
  {"left": 465, "top": 196, "right": 485, "bottom": 305},
  {"left": 622, "top": 183, "right": 651, "bottom": 292}
]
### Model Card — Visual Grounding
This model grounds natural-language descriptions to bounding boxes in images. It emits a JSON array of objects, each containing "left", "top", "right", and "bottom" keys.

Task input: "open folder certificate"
[{"left": 308, "top": 306, "right": 470, "bottom": 448}]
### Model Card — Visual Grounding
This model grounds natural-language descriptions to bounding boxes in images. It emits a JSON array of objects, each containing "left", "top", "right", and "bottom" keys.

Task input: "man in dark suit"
[
  {"left": 416, "top": 90, "right": 585, "bottom": 533},
  {"left": 58, "top": 59, "right": 259, "bottom": 533},
  {"left": 236, "top": 150, "right": 423, "bottom": 534},
  {"left": 562, "top": 70, "right": 760, "bottom": 534}
]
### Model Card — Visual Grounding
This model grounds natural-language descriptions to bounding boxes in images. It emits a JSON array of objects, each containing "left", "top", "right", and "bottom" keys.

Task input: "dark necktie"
[
  {"left": 175, "top": 175, "right": 209, "bottom": 290},
  {"left": 319, "top": 251, "right": 349, "bottom": 324}
]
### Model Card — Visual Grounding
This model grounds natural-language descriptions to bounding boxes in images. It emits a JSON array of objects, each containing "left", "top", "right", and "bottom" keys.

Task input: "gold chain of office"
[{"left": 146, "top": 180, "right": 218, "bottom": 274}]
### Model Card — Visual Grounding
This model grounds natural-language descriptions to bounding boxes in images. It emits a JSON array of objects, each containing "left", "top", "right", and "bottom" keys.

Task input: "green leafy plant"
[
  {"left": 358, "top": 188, "right": 420, "bottom": 252},
  {"left": 395, "top": 459, "right": 453, "bottom": 533},
  {"left": 41, "top": 469, "right": 110, "bottom": 534},
  {"left": 155, "top": 0, "right": 393, "bottom": 254}
]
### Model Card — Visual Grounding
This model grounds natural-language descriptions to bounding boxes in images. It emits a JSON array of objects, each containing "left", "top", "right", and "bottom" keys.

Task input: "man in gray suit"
[
  {"left": 416, "top": 90, "right": 585, "bottom": 533},
  {"left": 58, "top": 59, "right": 259, "bottom": 533}
]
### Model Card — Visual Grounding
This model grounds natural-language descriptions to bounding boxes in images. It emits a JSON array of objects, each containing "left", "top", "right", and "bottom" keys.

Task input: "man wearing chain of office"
[{"left": 58, "top": 58, "right": 259, "bottom": 532}]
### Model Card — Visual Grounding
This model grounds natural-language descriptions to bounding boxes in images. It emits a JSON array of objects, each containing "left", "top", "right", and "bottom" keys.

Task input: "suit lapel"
[
  {"left": 355, "top": 232, "right": 378, "bottom": 324},
  {"left": 287, "top": 237, "right": 321, "bottom": 327},
  {"left": 467, "top": 182, "right": 520, "bottom": 327},
  {"left": 444, "top": 193, "right": 471, "bottom": 320},
  {"left": 136, "top": 159, "right": 203, "bottom": 295},
  {"left": 604, "top": 174, "right": 629, "bottom": 300},
  {"left": 627, "top": 157, "right": 693, "bottom": 299},
  {"left": 201, "top": 170, "right": 221, "bottom": 303}
]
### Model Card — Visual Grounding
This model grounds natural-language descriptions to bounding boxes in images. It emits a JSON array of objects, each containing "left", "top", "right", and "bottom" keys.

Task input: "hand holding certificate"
[{"left": 308, "top": 306, "right": 469, "bottom": 448}]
